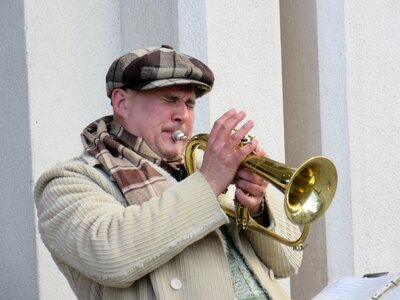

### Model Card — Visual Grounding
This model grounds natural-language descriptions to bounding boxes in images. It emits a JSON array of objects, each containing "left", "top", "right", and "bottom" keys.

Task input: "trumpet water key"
[{"left": 173, "top": 130, "right": 338, "bottom": 251}]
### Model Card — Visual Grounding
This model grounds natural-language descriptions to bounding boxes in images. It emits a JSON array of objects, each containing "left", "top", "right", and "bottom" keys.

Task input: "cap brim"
[{"left": 138, "top": 78, "right": 212, "bottom": 98}]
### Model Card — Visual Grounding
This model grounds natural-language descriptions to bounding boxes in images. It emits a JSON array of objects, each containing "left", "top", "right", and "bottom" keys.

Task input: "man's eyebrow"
[{"left": 162, "top": 94, "right": 196, "bottom": 103}]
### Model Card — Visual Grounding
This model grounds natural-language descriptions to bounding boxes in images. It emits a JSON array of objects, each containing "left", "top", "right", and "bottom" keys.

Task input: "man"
[{"left": 35, "top": 46, "right": 302, "bottom": 300}]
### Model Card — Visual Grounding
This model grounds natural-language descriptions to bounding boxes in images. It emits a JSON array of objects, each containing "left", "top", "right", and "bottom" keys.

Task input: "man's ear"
[{"left": 111, "top": 89, "right": 128, "bottom": 120}]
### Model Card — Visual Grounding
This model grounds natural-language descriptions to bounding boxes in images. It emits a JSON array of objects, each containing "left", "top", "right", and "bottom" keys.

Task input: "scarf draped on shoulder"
[{"left": 81, "top": 115, "right": 184, "bottom": 206}]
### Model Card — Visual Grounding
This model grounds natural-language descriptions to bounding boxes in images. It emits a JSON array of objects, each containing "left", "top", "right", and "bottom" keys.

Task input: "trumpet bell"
[{"left": 285, "top": 157, "right": 337, "bottom": 225}]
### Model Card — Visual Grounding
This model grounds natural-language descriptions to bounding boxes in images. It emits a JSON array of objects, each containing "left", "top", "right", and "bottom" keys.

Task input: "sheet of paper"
[
  {"left": 313, "top": 273, "right": 399, "bottom": 300},
  {"left": 384, "top": 285, "right": 400, "bottom": 300}
]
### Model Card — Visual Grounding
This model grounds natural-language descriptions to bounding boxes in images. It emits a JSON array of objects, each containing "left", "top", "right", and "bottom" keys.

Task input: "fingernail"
[
  {"left": 251, "top": 139, "right": 259, "bottom": 148},
  {"left": 245, "top": 120, "right": 254, "bottom": 127},
  {"left": 239, "top": 110, "right": 247, "bottom": 117}
]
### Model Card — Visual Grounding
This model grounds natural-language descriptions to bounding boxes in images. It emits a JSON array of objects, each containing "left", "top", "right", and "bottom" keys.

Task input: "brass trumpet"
[{"left": 174, "top": 131, "right": 338, "bottom": 251}]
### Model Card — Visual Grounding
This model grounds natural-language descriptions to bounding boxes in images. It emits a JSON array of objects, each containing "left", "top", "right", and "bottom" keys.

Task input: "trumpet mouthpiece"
[{"left": 172, "top": 130, "right": 188, "bottom": 142}]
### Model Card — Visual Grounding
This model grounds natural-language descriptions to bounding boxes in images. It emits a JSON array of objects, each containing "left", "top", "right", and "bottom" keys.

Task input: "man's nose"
[{"left": 173, "top": 101, "right": 190, "bottom": 121}]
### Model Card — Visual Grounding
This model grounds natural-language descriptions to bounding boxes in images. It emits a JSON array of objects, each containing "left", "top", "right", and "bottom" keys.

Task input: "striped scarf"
[
  {"left": 81, "top": 115, "right": 185, "bottom": 205},
  {"left": 81, "top": 116, "right": 271, "bottom": 300}
]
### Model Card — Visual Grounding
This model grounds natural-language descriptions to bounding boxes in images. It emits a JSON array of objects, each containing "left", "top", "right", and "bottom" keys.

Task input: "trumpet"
[{"left": 173, "top": 131, "right": 338, "bottom": 251}]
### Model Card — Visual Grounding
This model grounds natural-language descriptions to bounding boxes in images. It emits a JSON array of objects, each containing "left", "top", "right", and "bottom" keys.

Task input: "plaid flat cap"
[{"left": 106, "top": 45, "right": 214, "bottom": 98}]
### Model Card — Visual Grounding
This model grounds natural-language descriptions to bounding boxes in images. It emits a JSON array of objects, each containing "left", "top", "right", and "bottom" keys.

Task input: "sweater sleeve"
[
  {"left": 34, "top": 160, "right": 228, "bottom": 288},
  {"left": 243, "top": 188, "right": 303, "bottom": 278}
]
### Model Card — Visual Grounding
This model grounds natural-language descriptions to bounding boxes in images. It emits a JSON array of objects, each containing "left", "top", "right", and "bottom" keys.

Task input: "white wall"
[
  {"left": 205, "top": 0, "right": 285, "bottom": 160},
  {"left": 343, "top": 0, "right": 400, "bottom": 275}
]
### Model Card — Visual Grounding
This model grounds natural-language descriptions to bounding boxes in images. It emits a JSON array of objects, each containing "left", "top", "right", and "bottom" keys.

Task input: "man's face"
[{"left": 122, "top": 85, "right": 196, "bottom": 160}]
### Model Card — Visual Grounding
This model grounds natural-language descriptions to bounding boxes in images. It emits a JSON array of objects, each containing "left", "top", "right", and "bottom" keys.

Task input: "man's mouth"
[{"left": 162, "top": 130, "right": 180, "bottom": 141}]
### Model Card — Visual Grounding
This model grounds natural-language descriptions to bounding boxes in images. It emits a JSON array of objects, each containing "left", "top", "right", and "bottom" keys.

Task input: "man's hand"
[
  {"left": 234, "top": 158, "right": 269, "bottom": 216},
  {"left": 199, "top": 109, "right": 258, "bottom": 196}
]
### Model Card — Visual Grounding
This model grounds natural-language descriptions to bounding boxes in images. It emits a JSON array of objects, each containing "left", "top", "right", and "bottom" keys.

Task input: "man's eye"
[
  {"left": 161, "top": 97, "right": 176, "bottom": 103},
  {"left": 186, "top": 101, "right": 196, "bottom": 109},
  {"left": 160, "top": 96, "right": 195, "bottom": 109}
]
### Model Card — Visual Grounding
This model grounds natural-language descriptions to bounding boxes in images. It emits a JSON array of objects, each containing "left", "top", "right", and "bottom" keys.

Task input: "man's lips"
[{"left": 163, "top": 129, "right": 188, "bottom": 142}]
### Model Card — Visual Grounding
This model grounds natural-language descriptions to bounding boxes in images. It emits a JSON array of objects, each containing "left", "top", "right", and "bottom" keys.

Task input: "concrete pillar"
[
  {"left": 24, "top": 1, "right": 120, "bottom": 299},
  {"left": 0, "top": 1, "right": 38, "bottom": 299},
  {"left": 279, "top": 1, "right": 328, "bottom": 299},
  {"left": 317, "top": 0, "right": 353, "bottom": 282}
]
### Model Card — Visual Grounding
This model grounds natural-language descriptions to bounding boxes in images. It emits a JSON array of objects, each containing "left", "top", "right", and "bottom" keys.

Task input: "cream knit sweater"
[{"left": 34, "top": 153, "right": 302, "bottom": 299}]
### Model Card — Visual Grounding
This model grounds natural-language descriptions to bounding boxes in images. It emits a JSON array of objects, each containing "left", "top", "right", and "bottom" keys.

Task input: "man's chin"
[{"left": 160, "top": 147, "right": 184, "bottom": 161}]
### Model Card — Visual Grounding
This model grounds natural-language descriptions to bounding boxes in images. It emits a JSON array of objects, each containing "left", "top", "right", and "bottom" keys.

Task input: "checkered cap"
[{"left": 106, "top": 45, "right": 214, "bottom": 98}]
